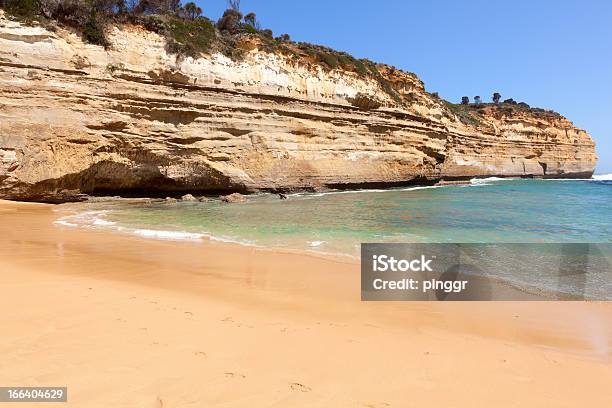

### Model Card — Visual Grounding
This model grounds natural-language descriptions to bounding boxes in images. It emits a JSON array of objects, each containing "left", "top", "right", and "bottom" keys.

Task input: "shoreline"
[
  {"left": 49, "top": 207, "right": 594, "bottom": 302},
  {"left": 4, "top": 173, "right": 608, "bottom": 204},
  {"left": 52, "top": 184, "right": 609, "bottom": 302},
  {"left": 1, "top": 199, "right": 611, "bottom": 406}
]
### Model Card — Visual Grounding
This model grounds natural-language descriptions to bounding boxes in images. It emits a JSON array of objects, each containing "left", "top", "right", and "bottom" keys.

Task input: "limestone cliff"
[{"left": 0, "top": 12, "right": 597, "bottom": 202}]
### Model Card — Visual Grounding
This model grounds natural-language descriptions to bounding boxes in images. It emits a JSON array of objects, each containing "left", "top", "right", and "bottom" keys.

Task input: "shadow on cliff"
[{"left": 9, "top": 160, "right": 251, "bottom": 203}]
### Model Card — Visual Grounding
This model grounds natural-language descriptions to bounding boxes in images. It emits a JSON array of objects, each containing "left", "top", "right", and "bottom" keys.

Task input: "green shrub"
[
  {"left": 3, "top": 0, "right": 41, "bottom": 21},
  {"left": 319, "top": 52, "right": 339, "bottom": 69},
  {"left": 242, "top": 23, "right": 258, "bottom": 34},
  {"left": 82, "top": 13, "right": 109, "bottom": 47},
  {"left": 444, "top": 101, "right": 482, "bottom": 126},
  {"left": 337, "top": 54, "right": 353, "bottom": 66},
  {"left": 141, "top": 15, "right": 167, "bottom": 34},
  {"left": 166, "top": 16, "right": 216, "bottom": 57},
  {"left": 353, "top": 59, "right": 368, "bottom": 76}
]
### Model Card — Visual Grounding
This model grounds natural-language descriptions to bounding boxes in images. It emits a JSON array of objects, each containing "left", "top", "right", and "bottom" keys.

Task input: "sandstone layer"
[{"left": 0, "top": 12, "right": 597, "bottom": 202}]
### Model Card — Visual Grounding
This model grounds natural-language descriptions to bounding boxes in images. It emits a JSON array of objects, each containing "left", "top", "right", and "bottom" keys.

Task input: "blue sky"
[{"left": 195, "top": 0, "right": 612, "bottom": 173}]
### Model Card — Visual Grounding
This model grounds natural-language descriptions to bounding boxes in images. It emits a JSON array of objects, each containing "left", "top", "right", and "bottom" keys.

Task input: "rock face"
[
  {"left": 180, "top": 193, "right": 197, "bottom": 201},
  {"left": 221, "top": 193, "right": 246, "bottom": 204},
  {"left": 0, "top": 13, "right": 597, "bottom": 202}
]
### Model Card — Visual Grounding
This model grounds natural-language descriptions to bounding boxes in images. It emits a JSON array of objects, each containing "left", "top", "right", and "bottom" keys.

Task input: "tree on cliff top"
[
  {"left": 217, "top": 8, "right": 242, "bottom": 32},
  {"left": 184, "top": 1, "right": 202, "bottom": 19},
  {"left": 461, "top": 96, "right": 470, "bottom": 105},
  {"left": 133, "top": 0, "right": 191, "bottom": 15},
  {"left": 493, "top": 92, "right": 501, "bottom": 104},
  {"left": 244, "top": 12, "right": 256, "bottom": 27},
  {"left": 228, "top": 0, "right": 240, "bottom": 11}
]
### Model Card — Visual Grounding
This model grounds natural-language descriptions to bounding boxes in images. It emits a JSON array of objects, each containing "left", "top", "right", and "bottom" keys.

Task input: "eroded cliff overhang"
[{"left": 0, "top": 12, "right": 597, "bottom": 201}]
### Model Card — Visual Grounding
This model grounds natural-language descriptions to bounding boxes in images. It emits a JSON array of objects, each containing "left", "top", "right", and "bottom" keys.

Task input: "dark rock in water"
[
  {"left": 197, "top": 196, "right": 210, "bottom": 202},
  {"left": 181, "top": 194, "right": 197, "bottom": 201},
  {"left": 34, "top": 189, "right": 89, "bottom": 204},
  {"left": 278, "top": 193, "right": 288, "bottom": 200},
  {"left": 435, "top": 179, "right": 471, "bottom": 186},
  {"left": 221, "top": 193, "right": 246, "bottom": 203}
]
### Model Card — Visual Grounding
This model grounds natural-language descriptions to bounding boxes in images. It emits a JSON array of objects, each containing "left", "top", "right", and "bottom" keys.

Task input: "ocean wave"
[
  {"left": 538, "top": 175, "right": 612, "bottom": 182},
  {"left": 470, "top": 177, "right": 515, "bottom": 185},
  {"left": 397, "top": 185, "right": 442, "bottom": 192},
  {"left": 131, "top": 229, "right": 205, "bottom": 241},
  {"left": 92, "top": 218, "right": 116, "bottom": 226},
  {"left": 287, "top": 188, "right": 386, "bottom": 198},
  {"left": 54, "top": 210, "right": 113, "bottom": 229},
  {"left": 52, "top": 207, "right": 356, "bottom": 261},
  {"left": 288, "top": 184, "right": 443, "bottom": 198},
  {"left": 55, "top": 209, "right": 259, "bottom": 245}
]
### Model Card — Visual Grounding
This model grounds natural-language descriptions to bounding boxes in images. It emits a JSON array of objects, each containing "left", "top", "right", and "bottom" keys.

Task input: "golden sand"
[{"left": 0, "top": 200, "right": 610, "bottom": 407}]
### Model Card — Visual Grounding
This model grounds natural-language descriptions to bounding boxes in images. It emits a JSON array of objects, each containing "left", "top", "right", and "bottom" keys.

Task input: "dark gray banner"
[
  {"left": 361, "top": 244, "right": 612, "bottom": 301},
  {"left": 0, "top": 387, "right": 67, "bottom": 402}
]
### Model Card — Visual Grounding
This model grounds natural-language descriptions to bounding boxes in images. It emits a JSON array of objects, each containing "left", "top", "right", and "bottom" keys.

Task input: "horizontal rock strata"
[{"left": 0, "top": 12, "right": 597, "bottom": 202}]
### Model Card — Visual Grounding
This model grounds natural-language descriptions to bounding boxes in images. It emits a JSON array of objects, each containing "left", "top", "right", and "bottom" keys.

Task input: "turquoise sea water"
[
  {"left": 56, "top": 176, "right": 612, "bottom": 299},
  {"left": 58, "top": 177, "right": 612, "bottom": 256}
]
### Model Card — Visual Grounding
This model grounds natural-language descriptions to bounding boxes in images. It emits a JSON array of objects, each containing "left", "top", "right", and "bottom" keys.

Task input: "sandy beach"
[{"left": 0, "top": 199, "right": 611, "bottom": 407}]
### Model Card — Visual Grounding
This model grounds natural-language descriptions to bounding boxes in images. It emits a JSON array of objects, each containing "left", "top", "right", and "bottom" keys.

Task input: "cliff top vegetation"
[
  {"left": 1, "top": 0, "right": 560, "bottom": 117},
  {"left": 2, "top": 0, "right": 417, "bottom": 102}
]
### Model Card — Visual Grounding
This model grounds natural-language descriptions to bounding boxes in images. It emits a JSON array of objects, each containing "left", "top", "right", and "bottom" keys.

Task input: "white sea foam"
[
  {"left": 397, "top": 185, "right": 442, "bottom": 192},
  {"left": 538, "top": 175, "right": 612, "bottom": 182},
  {"left": 130, "top": 226, "right": 259, "bottom": 247},
  {"left": 288, "top": 184, "right": 443, "bottom": 198},
  {"left": 92, "top": 218, "right": 116, "bottom": 226},
  {"left": 204, "top": 233, "right": 256, "bottom": 246},
  {"left": 470, "top": 177, "right": 513, "bottom": 185},
  {"left": 131, "top": 229, "right": 205, "bottom": 241},
  {"left": 55, "top": 210, "right": 115, "bottom": 230},
  {"left": 54, "top": 220, "right": 78, "bottom": 228},
  {"left": 308, "top": 240, "right": 326, "bottom": 247},
  {"left": 53, "top": 206, "right": 259, "bottom": 246}
]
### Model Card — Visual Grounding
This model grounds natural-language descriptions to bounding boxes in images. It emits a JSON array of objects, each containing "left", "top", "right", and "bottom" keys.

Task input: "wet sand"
[{"left": 0, "top": 199, "right": 611, "bottom": 407}]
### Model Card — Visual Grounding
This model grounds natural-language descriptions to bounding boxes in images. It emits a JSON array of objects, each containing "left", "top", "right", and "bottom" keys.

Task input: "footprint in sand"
[
  {"left": 363, "top": 403, "right": 390, "bottom": 408},
  {"left": 221, "top": 317, "right": 243, "bottom": 327},
  {"left": 290, "top": 383, "right": 311, "bottom": 392},
  {"left": 194, "top": 351, "right": 207, "bottom": 358},
  {"left": 224, "top": 372, "right": 246, "bottom": 379}
]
